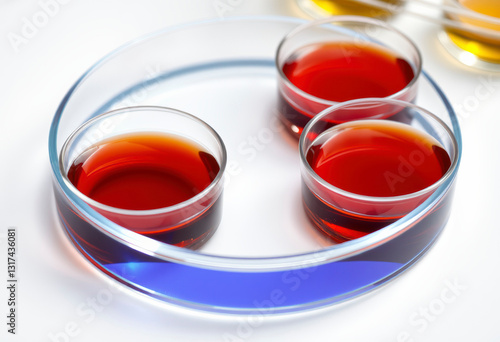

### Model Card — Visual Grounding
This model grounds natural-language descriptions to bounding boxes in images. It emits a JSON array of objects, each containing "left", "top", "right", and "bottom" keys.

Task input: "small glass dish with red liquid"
[
  {"left": 58, "top": 106, "right": 226, "bottom": 250},
  {"left": 300, "top": 98, "right": 459, "bottom": 243},
  {"left": 276, "top": 16, "right": 421, "bottom": 137}
]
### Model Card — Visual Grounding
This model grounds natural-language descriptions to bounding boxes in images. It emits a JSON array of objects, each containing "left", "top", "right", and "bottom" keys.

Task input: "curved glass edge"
[
  {"left": 55, "top": 177, "right": 455, "bottom": 314},
  {"left": 422, "top": 70, "right": 462, "bottom": 149},
  {"left": 48, "top": 17, "right": 462, "bottom": 273}
]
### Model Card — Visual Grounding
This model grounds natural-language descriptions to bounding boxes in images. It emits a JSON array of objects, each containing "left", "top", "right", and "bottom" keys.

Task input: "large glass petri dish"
[{"left": 49, "top": 16, "right": 462, "bottom": 314}]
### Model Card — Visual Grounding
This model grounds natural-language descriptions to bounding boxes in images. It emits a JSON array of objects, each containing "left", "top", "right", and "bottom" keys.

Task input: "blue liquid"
[
  {"left": 105, "top": 261, "right": 401, "bottom": 308},
  {"left": 55, "top": 183, "right": 452, "bottom": 312}
]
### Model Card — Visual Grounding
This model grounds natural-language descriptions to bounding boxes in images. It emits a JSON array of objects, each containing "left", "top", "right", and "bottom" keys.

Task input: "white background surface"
[{"left": 1, "top": 0, "right": 499, "bottom": 341}]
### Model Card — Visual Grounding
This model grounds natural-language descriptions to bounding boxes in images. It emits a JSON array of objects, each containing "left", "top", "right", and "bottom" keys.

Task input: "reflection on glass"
[
  {"left": 296, "top": 0, "right": 401, "bottom": 18},
  {"left": 441, "top": 0, "right": 500, "bottom": 69}
]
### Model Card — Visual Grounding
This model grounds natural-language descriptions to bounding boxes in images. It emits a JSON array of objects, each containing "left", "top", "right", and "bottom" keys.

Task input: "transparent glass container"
[{"left": 49, "top": 16, "right": 462, "bottom": 314}]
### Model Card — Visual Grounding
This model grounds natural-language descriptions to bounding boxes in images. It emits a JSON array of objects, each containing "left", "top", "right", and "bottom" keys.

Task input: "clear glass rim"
[
  {"left": 59, "top": 105, "right": 227, "bottom": 216},
  {"left": 275, "top": 15, "right": 422, "bottom": 108},
  {"left": 299, "top": 98, "right": 459, "bottom": 203},
  {"left": 48, "top": 16, "right": 461, "bottom": 272}
]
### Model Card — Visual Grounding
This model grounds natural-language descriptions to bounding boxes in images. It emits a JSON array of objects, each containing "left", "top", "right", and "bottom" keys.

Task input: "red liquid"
[
  {"left": 303, "top": 121, "right": 451, "bottom": 242},
  {"left": 278, "top": 42, "right": 416, "bottom": 135},
  {"left": 67, "top": 133, "right": 222, "bottom": 248}
]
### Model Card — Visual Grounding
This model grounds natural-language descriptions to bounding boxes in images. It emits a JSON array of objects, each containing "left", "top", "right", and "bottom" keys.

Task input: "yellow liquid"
[
  {"left": 446, "top": 0, "right": 500, "bottom": 63},
  {"left": 309, "top": 0, "right": 400, "bottom": 18}
]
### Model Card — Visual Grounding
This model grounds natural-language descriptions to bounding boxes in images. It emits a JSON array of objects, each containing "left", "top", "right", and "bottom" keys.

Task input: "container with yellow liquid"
[
  {"left": 296, "top": 0, "right": 401, "bottom": 19},
  {"left": 439, "top": 0, "right": 500, "bottom": 70}
]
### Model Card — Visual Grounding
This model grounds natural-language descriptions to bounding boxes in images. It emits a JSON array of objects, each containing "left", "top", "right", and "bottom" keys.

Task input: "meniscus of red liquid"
[{"left": 68, "top": 133, "right": 220, "bottom": 210}]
